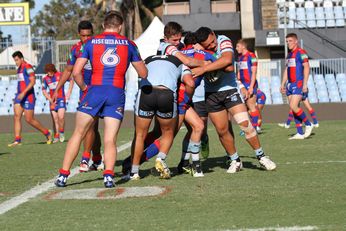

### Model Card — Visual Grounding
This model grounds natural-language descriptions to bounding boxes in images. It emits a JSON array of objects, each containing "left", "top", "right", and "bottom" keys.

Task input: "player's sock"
[
  {"left": 189, "top": 140, "right": 201, "bottom": 162},
  {"left": 293, "top": 113, "right": 304, "bottom": 135},
  {"left": 92, "top": 153, "right": 102, "bottom": 165},
  {"left": 143, "top": 139, "right": 160, "bottom": 160},
  {"left": 15, "top": 136, "right": 21, "bottom": 143},
  {"left": 181, "top": 138, "right": 191, "bottom": 161},
  {"left": 254, "top": 147, "right": 265, "bottom": 159},
  {"left": 81, "top": 151, "right": 91, "bottom": 163},
  {"left": 43, "top": 129, "right": 50, "bottom": 137},
  {"left": 286, "top": 110, "right": 294, "bottom": 126},
  {"left": 144, "top": 132, "right": 158, "bottom": 149},
  {"left": 296, "top": 108, "right": 312, "bottom": 126},
  {"left": 54, "top": 133, "right": 59, "bottom": 139},
  {"left": 309, "top": 108, "right": 318, "bottom": 124},
  {"left": 157, "top": 152, "right": 167, "bottom": 160},
  {"left": 59, "top": 128, "right": 64, "bottom": 136},
  {"left": 227, "top": 152, "right": 240, "bottom": 162},
  {"left": 249, "top": 110, "right": 259, "bottom": 129},
  {"left": 59, "top": 168, "right": 70, "bottom": 177},
  {"left": 131, "top": 165, "right": 139, "bottom": 174}
]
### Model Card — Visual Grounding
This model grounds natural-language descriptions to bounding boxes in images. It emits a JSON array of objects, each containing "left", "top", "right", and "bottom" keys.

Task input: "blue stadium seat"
[
  {"left": 315, "top": 7, "right": 326, "bottom": 27},
  {"left": 336, "top": 73, "right": 346, "bottom": 83},
  {"left": 296, "top": 7, "right": 306, "bottom": 27}
]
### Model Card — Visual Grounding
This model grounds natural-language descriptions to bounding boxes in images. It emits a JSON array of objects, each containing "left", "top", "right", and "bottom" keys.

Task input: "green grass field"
[{"left": 0, "top": 121, "right": 346, "bottom": 231}]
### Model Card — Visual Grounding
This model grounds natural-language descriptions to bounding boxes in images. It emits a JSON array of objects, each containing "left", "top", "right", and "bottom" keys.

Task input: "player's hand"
[
  {"left": 193, "top": 43, "right": 204, "bottom": 51},
  {"left": 280, "top": 86, "right": 286, "bottom": 94},
  {"left": 48, "top": 98, "right": 54, "bottom": 104},
  {"left": 192, "top": 66, "right": 206, "bottom": 78},
  {"left": 303, "top": 85, "right": 308, "bottom": 93},
  {"left": 241, "top": 87, "right": 249, "bottom": 100},
  {"left": 17, "top": 92, "right": 25, "bottom": 100},
  {"left": 80, "top": 85, "right": 88, "bottom": 101}
]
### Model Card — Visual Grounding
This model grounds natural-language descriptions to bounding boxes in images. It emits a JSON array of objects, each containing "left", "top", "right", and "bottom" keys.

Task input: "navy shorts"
[{"left": 78, "top": 86, "right": 125, "bottom": 120}]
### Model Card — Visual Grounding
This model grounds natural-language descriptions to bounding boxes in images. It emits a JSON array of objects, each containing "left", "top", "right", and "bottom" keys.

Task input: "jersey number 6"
[{"left": 101, "top": 48, "right": 120, "bottom": 67}]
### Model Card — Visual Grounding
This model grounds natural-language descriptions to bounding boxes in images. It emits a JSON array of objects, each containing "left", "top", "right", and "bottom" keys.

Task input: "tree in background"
[{"left": 31, "top": 0, "right": 163, "bottom": 40}]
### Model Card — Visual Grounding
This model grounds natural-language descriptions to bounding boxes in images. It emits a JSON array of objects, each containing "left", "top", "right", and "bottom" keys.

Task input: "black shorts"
[
  {"left": 192, "top": 101, "right": 208, "bottom": 118},
  {"left": 205, "top": 89, "right": 244, "bottom": 113},
  {"left": 135, "top": 86, "right": 177, "bottom": 119}
]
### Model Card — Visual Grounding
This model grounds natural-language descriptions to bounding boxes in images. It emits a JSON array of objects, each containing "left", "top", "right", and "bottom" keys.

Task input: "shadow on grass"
[
  {"left": 0, "top": 152, "right": 11, "bottom": 156},
  {"left": 66, "top": 177, "right": 104, "bottom": 187}
]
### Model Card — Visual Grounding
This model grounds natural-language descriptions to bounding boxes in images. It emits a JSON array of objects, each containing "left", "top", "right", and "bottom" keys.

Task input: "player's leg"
[
  {"left": 180, "top": 107, "right": 204, "bottom": 177},
  {"left": 55, "top": 111, "right": 95, "bottom": 187},
  {"left": 79, "top": 123, "right": 95, "bottom": 172},
  {"left": 102, "top": 116, "right": 122, "bottom": 187},
  {"left": 89, "top": 118, "right": 103, "bottom": 171},
  {"left": 246, "top": 94, "right": 260, "bottom": 130},
  {"left": 154, "top": 89, "right": 177, "bottom": 179},
  {"left": 50, "top": 110, "right": 59, "bottom": 143},
  {"left": 131, "top": 115, "right": 152, "bottom": 179},
  {"left": 57, "top": 106, "right": 66, "bottom": 142},
  {"left": 155, "top": 115, "right": 176, "bottom": 179},
  {"left": 289, "top": 95, "right": 313, "bottom": 138},
  {"left": 230, "top": 103, "right": 276, "bottom": 171},
  {"left": 8, "top": 104, "right": 24, "bottom": 146},
  {"left": 23, "top": 109, "right": 52, "bottom": 144},
  {"left": 303, "top": 98, "right": 319, "bottom": 127}
]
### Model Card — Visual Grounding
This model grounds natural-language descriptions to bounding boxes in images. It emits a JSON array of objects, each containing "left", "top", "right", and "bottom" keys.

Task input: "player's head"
[
  {"left": 12, "top": 51, "right": 24, "bottom": 67},
  {"left": 78, "top": 20, "right": 93, "bottom": 43},
  {"left": 195, "top": 27, "right": 216, "bottom": 51},
  {"left": 44, "top": 64, "right": 57, "bottom": 76},
  {"left": 286, "top": 33, "right": 298, "bottom": 50},
  {"left": 103, "top": 10, "right": 123, "bottom": 32},
  {"left": 164, "top": 21, "right": 183, "bottom": 47},
  {"left": 236, "top": 39, "right": 248, "bottom": 54},
  {"left": 183, "top": 32, "right": 197, "bottom": 46}
]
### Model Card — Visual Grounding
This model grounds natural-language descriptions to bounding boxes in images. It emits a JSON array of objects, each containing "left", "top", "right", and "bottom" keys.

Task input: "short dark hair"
[
  {"left": 164, "top": 21, "right": 183, "bottom": 38},
  {"left": 78, "top": 20, "right": 93, "bottom": 33},
  {"left": 195, "top": 27, "right": 213, "bottom": 43},
  {"left": 44, "top": 64, "right": 57, "bottom": 73},
  {"left": 183, "top": 32, "right": 197, "bottom": 46},
  {"left": 237, "top": 39, "right": 248, "bottom": 48},
  {"left": 12, "top": 51, "right": 24, "bottom": 59},
  {"left": 286, "top": 33, "right": 298, "bottom": 39},
  {"left": 104, "top": 10, "right": 123, "bottom": 28}
]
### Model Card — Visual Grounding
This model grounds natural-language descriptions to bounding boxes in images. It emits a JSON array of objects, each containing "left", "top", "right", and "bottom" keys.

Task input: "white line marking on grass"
[
  {"left": 283, "top": 160, "right": 346, "bottom": 165},
  {"left": 0, "top": 141, "right": 132, "bottom": 215},
  {"left": 223, "top": 225, "right": 318, "bottom": 231}
]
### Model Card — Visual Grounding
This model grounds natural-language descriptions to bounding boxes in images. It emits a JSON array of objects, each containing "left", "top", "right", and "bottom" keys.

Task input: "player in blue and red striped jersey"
[
  {"left": 53, "top": 21, "right": 103, "bottom": 172},
  {"left": 256, "top": 88, "right": 266, "bottom": 132},
  {"left": 8, "top": 51, "right": 53, "bottom": 147},
  {"left": 278, "top": 96, "right": 319, "bottom": 129},
  {"left": 280, "top": 33, "right": 313, "bottom": 140},
  {"left": 55, "top": 11, "right": 148, "bottom": 188},
  {"left": 236, "top": 39, "right": 260, "bottom": 131},
  {"left": 42, "top": 64, "right": 73, "bottom": 143}
]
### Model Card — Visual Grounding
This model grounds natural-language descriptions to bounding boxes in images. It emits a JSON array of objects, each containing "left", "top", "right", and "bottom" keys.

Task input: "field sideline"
[{"left": 0, "top": 121, "right": 345, "bottom": 231}]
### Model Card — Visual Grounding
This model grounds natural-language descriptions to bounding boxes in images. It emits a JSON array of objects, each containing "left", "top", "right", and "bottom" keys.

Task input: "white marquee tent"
[{"left": 125, "top": 16, "right": 164, "bottom": 110}]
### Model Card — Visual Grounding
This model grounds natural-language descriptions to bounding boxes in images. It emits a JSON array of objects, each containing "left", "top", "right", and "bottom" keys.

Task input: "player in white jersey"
[{"left": 192, "top": 27, "right": 276, "bottom": 172}]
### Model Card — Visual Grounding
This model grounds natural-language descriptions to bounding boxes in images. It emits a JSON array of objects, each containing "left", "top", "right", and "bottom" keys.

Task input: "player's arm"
[
  {"left": 192, "top": 51, "right": 233, "bottom": 77},
  {"left": 53, "top": 65, "right": 73, "bottom": 103},
  {"left": 132, "top": 61, "right": 148, "bottom": 79},
  {"left": 174, "top": 52, "right": 205, "bottom": 68},
  {"left": 249, "top": 65, "right": 257, "bottom": 96},
  {"left": 181, "top": 66, "right": 195, "bottom": 98},
  {"left": 41, "top": 80, "right": 51, "bottom": 102},
  {"left": 72, "top": 58, "right": 88, "bottom": 91},
  {"left": 281, "top": 68, "right": 288, "bottom": 94},
  {"left": 66, "top": 77, "right": 74, "bottom": 101},
  {"left": 302, "top": 62, "right": 309, "bottom": 93}
]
